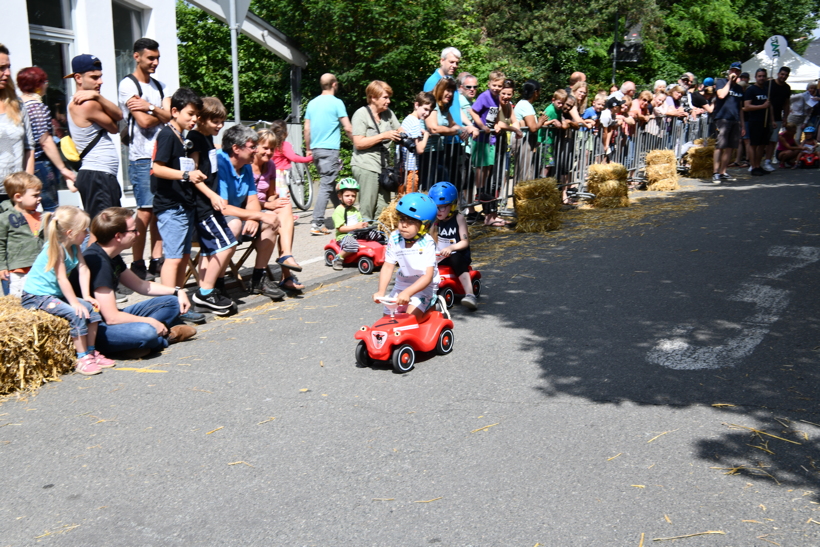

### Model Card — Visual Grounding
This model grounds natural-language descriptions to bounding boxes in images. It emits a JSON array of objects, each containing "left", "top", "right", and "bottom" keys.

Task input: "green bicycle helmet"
[{"left": 336, "top": 178, "right": 360, "bottom": 192}]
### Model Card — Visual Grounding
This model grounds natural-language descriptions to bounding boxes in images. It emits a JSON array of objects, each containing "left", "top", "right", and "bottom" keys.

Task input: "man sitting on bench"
[{"left": 215, "top": 125, "right": 284, "bottom": 300}]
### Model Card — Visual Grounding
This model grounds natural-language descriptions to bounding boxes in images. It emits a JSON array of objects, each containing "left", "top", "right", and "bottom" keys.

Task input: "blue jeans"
[
  {"left": 95, "top": 295, "right": 180, "bottom": 353},
  {"left": 34, "top": 160, "right": 60, "bottom": 212},
  {"left": 130, "top": 158, "right": 154, "bottom": 208},
  {"left": 311, "top": 149, "right": 341, "bottom": 225},
  {"left": 21, "top": 292, "right": 101, "bottom": 338}
]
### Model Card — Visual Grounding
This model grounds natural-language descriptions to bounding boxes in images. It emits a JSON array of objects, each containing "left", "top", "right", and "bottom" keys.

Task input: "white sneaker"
[
  {"left": 762, "top": 159, "right": 776, "bottom": 172},
  {"left": 748, "top": 166, "right": 754, "bottom": 172}
]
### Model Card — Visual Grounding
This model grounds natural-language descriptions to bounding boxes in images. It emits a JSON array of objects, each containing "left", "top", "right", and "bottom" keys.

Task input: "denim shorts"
[
  {"left": 21, "top": 291, "right": 101, "bottom": 338},
  {"left": 157, "top": 205, "right": 195, "bottom": 259},
  {"left": 130, "top": 158, "right": 154, "bottom": 208}
]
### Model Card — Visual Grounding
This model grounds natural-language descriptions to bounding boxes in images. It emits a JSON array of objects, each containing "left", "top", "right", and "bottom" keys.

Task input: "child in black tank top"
[{"left": 429, "top": 182, "right": 477, "bottom": 310}]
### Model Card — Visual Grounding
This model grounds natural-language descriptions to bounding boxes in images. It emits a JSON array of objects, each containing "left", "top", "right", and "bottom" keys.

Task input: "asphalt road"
[{"left": 1, "top": 170, "right": 819, "bottom": 546}]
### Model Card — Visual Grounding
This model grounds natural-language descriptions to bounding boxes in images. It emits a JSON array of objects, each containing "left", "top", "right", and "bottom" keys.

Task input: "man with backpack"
[{"left": 118, "top": 38, "right": 171, "bottom": 280}]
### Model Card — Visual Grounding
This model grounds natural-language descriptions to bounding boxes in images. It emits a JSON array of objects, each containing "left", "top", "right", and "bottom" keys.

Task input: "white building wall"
[
  {"left": 16, "top": 0, "right": 180, "bottom": 206},
  {"left": 5, "top": 0, "right": 34, "bottom": 68}
]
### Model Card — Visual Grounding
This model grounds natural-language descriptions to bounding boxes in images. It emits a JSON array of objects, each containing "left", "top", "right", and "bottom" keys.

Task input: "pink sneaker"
[
  {"left": 93, "top": 350, "right": 115, "bottom": 368},
  {"left": 75, "top": 354, "right": 102, "bottom": 376}
]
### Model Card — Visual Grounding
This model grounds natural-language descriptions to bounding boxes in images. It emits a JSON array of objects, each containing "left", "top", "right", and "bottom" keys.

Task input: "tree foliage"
[{"left": 176, "top": 0, "right": 820, "bottom": 121}]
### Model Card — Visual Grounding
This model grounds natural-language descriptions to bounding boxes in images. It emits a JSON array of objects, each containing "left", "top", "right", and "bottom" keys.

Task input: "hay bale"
[
  {"left": 592, "top": 196, "right": 630, "bottom": 208},
  {"left": 706, "top": 138, "right": 716, "bottom": 147},
  {"left": 587, "top": 178, "right": 629, "bottom": 208},
  {"left": 647, "top": 177, "right": 680, "bottom": 191},
  {"left": 0, "top": 296, "right": 74, "bottom": 395},
  {"left": 693, "top": 138, "right": 704, "bottom": 145},
  {"left": 687, "top": 145, "right": 715, "bottom": 179},
  {"left": 645, "top": 163, "right": 678, "bottom": 183},
  {"left": 377, "top": 200, "right": 399, "bottom": 232},
  {"left": 587, "top": 163, "right": 627, "bottom": 184},
  {"left": 645, "top": 150, "right": 676, "bottom": 166},
  {"left": 513, "top": 178, "right": 562, "bottom": 233}
]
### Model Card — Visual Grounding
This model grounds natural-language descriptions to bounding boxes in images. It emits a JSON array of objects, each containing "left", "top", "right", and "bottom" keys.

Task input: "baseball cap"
[
  {"left": 729, "top": 62, "right": 742, "bottom": 70},
  {"left": 805, "top": 126, "right": 817, "bottom": 133},
  {"left": 63, "top": 54, "right": 102, "bottom": 78},
  {"left": 605, "top": 96, "right": 624, "bottom": 109}
]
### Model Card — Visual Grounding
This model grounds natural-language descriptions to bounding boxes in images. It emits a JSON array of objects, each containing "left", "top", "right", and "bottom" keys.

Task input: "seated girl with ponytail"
[
  {"left": 372, "top": 192, "right": 438, "bottom": 319},
  {"left": 21, "top": 206, "right": 113, "bottom": 376}
]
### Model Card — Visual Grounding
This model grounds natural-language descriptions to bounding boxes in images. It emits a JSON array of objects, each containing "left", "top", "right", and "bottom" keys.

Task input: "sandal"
[
  {"left": 279, "top": 275, "right": 305, "bottom": 291},
  {"left": 276, "top": 255, "right": 302, "bottom": 272},
  {"left": 727, "top": 162, "right": 740, "bottom": 168}
]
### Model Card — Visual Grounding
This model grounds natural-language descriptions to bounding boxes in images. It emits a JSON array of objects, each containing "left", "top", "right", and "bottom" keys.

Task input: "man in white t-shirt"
[{"left": 118, "top": 38, "right": 171, "bottom": 280}]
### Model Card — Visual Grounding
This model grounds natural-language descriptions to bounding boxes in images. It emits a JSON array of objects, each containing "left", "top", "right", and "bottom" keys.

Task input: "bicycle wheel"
[{"left": 288, "top": 163, "right": 314, "bottom": 211}]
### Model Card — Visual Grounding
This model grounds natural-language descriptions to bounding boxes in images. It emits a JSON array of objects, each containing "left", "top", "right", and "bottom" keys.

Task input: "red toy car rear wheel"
[
  {"left": 436, "top": 328, "right": 455, "bottom": 355},
  {"left": 324, "top": 249, "right": 337, "bottom": 266}
]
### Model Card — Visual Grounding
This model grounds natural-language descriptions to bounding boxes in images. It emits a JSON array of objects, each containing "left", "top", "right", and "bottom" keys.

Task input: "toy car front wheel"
[
  {"left": 355, "top": 340, "right": 373, "bottom": 368},
  {"left": 358, "top": 257, "right": 375, "bottom": 275},
  {"left": 392, "top": 344, "right": 415, "bottom": 373},
  {"left": 324, "top": 249, "right": 337, "bottom": 267},
  {"left": 472, "top": 279, "right": 482, "bottom": 298},
  {"left": 439, "top": 287, "right": 455, "bottom": 308},
  {"left": 436, "top": 328, "right": 455, "bottom": 355}
]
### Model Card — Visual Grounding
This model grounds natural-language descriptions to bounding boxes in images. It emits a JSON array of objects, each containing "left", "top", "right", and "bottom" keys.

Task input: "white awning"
[
  {"left": 186, "top": 0, "right": 308, "bottom": 68},
  {"left": 743, "top": 46, "right": 820, "bottom": 91}
]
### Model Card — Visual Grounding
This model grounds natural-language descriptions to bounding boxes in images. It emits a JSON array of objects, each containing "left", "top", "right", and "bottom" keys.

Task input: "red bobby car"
[
  {"left": 324, "top": 239, "right": 386, "bottom": 275},
  {"left": 355, "top": 297, "right": 455, "bottom": 373},
  {"left": 437, "top": 264, "right": 482, "bottom": 308}
]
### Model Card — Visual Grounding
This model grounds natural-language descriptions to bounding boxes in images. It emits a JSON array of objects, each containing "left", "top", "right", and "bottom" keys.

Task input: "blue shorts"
[
  {"left": 157, "top": 205, "right": 195, "bottom": 259},
  {"left": 196, "top": 213, "right": 238, "bottom": 256},
  {"left": 129, "top": 158, "right": 153, "bottom": 208}
]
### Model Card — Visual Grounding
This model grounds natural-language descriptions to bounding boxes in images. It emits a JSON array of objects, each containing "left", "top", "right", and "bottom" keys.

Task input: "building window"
[
  {"left": 27, "top": 0, "right": 72, "bottom": 30},
  {"left": 28, "top": 0, "right": 74, "bottom": 190}
]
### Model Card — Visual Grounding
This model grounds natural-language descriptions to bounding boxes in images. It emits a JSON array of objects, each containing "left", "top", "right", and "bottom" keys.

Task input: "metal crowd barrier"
[{"left": 392, "top": 112, "right": 715, "bottom": 213}]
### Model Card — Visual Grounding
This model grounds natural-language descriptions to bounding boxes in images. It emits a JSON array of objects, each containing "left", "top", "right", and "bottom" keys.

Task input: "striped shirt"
[{"left": 23, "top": 99, "right": 53, "bottom": 160}]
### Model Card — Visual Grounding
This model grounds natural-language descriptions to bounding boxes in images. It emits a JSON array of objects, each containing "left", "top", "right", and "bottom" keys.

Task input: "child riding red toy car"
[
  {"left": 324, "top": 236, "right": 385, "bottom": 275},
  {"left": 355, "top": 297, "right": 454, "bottom": 373}
]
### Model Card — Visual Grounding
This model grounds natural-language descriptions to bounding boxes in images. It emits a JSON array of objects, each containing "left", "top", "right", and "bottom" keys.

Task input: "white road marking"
[{"left": 648, "top": 246, "right": 819, "bottom": 370}]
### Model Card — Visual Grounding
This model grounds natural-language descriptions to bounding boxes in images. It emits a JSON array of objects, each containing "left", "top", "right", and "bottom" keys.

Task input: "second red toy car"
[
  {"left": 324, "top": 238, "right": 386, "bottom": 275},
  {"left": 437, "top": 264, "right": 482, "bottom": 308}
]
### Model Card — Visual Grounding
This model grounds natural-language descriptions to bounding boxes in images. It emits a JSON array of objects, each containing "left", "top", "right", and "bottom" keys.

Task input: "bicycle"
[{"left": 288, "top": 162, "right": 314, "bottom": 211}]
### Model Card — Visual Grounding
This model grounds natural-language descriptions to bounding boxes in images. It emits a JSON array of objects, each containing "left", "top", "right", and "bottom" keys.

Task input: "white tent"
[{"left": 742, "top": 46, "right": 820, "bottom": 91}]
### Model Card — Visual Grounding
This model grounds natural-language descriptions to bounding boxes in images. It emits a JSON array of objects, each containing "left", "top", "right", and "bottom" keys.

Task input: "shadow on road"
[{"left": 472, "top": 183, "right": 820, "bottom": 498}]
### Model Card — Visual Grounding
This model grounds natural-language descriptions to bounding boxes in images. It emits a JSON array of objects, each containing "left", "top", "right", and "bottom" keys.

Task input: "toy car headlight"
[
  {"left": 360, "top": 326, "right": 368, "bottom": 331},
  {"left": 394, "top": 331, "right": 401, "bottom": 336}
]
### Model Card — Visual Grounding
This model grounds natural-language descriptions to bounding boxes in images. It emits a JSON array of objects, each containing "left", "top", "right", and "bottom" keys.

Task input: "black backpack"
[{"left": 119, "top": 74, "right": 164, "bottom": 146}]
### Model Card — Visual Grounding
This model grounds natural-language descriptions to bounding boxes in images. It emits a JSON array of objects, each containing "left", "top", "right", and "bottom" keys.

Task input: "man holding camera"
[{"left": 712, "top": 62, "right": 746, "bottom": 183}]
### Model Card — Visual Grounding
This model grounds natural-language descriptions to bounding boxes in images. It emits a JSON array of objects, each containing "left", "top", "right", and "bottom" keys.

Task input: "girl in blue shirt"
[{"left": 21, "top": 206, "right": 111, "bottom": 376}]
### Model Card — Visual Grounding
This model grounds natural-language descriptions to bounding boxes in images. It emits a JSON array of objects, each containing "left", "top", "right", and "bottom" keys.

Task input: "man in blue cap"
[
  {"left": 711, "top": 61, "right": 746, "bottom": 183},
  {"left": 65, "top": 54, "right": 123, "bottom": 220}
]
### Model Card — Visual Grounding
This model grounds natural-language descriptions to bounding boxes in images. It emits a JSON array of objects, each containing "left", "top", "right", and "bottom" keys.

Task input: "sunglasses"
[{"left": 462, "top": 85, "right": 478, "bottom": 90}]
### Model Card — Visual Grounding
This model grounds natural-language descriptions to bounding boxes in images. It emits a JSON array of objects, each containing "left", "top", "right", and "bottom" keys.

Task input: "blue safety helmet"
[
  {"left": 805, "top": 127, "right": 817, "bottom": 134},
  {"left": 703, "top": 77, "right": 714, "bottom": 87},
  {"left": 396, "top": 192, "right": 437, "bottom": 224},
  {"left": 428, "top": 182, "right": 458, "bottom": 205}
]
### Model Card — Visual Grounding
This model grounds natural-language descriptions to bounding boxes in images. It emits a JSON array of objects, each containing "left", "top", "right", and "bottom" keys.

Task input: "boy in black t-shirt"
[
  {"left": 152, "top": 88, "right": 205, "bottom": 289},
  {"left": 186, "top": 97, "right": 238, "bottom": 314},
  {"left": 743, "top": 68, "right": 774, "bottom": 176}
]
